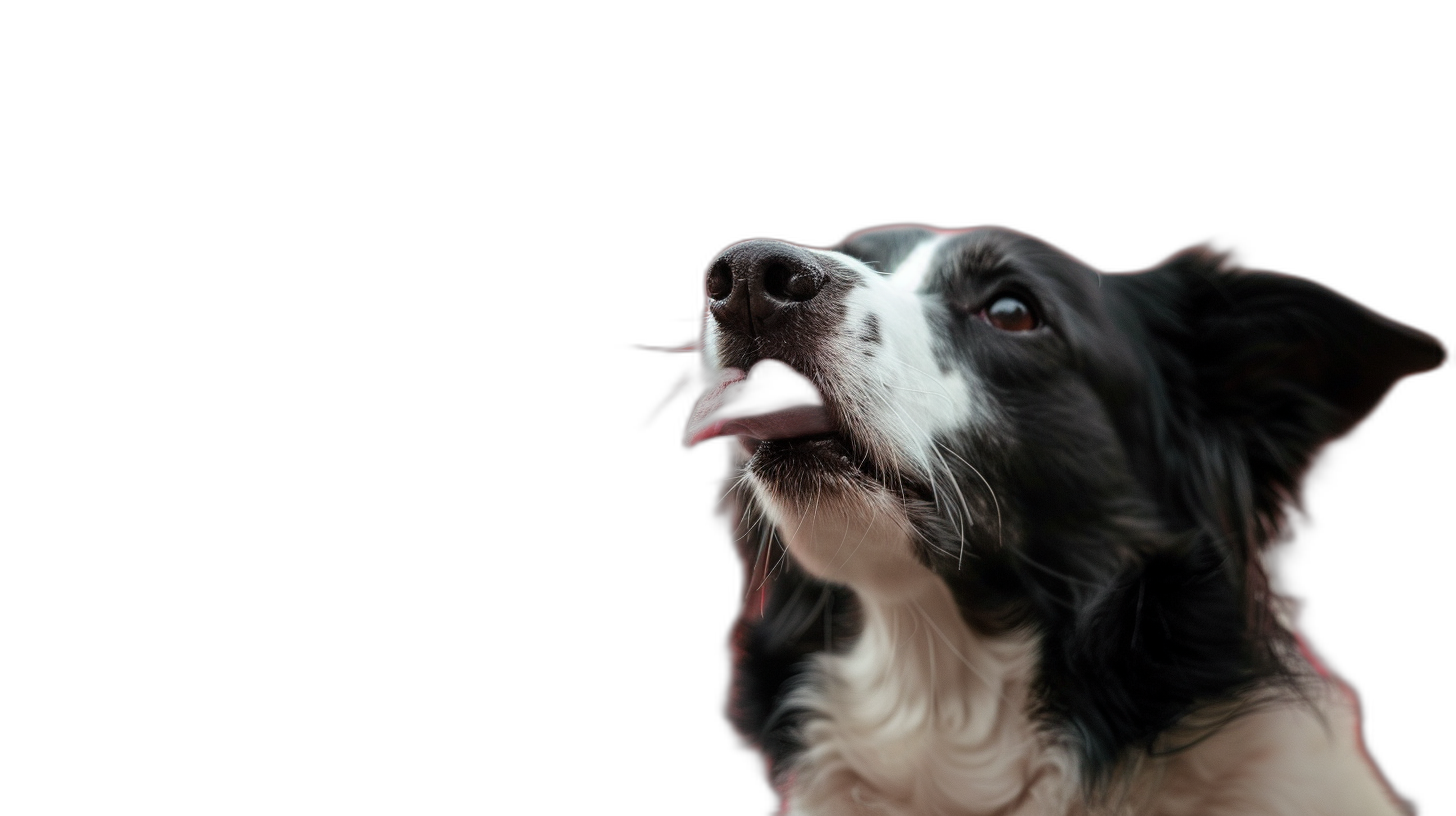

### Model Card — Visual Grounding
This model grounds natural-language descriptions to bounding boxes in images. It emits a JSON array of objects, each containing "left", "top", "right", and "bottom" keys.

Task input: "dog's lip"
[{"left": 684, "top": 359, "right": 835, "bottom": 446}]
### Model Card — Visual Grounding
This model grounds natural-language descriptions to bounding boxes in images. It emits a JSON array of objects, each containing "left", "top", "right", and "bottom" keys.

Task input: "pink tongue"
[{"left": 684, "top": 360, "right": 833, "bottom": 447}]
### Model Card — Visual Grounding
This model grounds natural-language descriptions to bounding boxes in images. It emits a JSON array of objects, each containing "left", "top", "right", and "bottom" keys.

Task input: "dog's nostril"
[
  {"left": 762, "top": 258, "right": 823, "bottom": 303},
  {"left": 707, "top": 259, "right": 733, "bottom": 301}
]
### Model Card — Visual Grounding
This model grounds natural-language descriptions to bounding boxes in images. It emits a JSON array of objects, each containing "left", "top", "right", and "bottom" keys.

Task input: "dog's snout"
[{"left": 706, "top": 240, "right": 826, "bottom": 338}]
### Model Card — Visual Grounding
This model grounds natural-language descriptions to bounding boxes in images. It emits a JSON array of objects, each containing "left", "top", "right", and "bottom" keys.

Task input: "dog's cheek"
[{"left": 838, "top": 281, "right": 997, "bottom": 473}]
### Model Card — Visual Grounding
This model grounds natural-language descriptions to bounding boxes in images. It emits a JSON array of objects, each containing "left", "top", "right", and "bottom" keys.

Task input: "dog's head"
[{"left": 688, "top": 225, "right": 1443, "bottom": 777}]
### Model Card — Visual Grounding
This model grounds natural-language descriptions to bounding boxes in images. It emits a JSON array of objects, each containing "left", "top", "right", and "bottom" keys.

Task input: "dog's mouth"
[
  {"left": 684, "top": 359, "right": 911, "bottom": 500},
  {"left": 684, "top": 360, "right": 838, "bottom": 453}
]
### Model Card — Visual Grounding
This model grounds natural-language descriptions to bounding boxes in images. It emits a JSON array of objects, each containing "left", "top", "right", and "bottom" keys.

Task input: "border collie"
[{"left": 684, "top": 226, "right": 1443, "bottom": 816}]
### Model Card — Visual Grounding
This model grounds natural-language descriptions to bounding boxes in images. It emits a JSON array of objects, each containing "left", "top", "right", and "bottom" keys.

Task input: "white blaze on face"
[
  {"left": 823, "top": 235, "right": 993, "bottom": 479},
  {"left": 739, "top": 233, "right": 1001, "bottom": 597}
]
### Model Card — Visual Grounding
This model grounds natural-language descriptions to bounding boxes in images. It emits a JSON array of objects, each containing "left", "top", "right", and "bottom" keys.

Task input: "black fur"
[{"left": 713, "top": 227, "right": 1443, "bottom": 789}]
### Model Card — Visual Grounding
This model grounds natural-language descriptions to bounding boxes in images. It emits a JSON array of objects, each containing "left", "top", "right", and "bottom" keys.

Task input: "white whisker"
[{"left": 938, "top": 443, "right": 1003, "bottom": 549}]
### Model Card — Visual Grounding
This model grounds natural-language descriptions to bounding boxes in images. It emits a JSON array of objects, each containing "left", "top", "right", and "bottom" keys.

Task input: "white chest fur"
[
  {"left": 783, "top": 575, "right": 1076, "bottom": 816},
  {"left": 778, "top": 577, "right": 1404, "bottom": 816}
]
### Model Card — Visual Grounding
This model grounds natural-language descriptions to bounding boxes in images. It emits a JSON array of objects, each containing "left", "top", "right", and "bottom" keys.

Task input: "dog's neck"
[
  {"left": 759, "top": 491, "right": 1408, "bottom": 816},
  {"left": 774, "top": 535, "right": 1406, "bottom": 815},
  {"left": 789, "top": 575, "right": 1074, "bottom": 816}
]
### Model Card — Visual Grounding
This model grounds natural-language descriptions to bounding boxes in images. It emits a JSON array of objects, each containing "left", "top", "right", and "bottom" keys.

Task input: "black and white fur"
[{"left": 697, "top": 226, "right": 1443, "bottom": 815}]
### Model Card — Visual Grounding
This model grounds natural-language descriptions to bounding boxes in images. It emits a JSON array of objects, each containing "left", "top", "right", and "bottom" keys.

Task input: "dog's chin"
[
  {"left": 745, "top": 432, "right": 853, "bottom": 483},
  {"left": 739, "top": 431, "right": 920, "bottom": 507},
  {"left": 744, "top": 431, "right": 846, "bottom": 458}
]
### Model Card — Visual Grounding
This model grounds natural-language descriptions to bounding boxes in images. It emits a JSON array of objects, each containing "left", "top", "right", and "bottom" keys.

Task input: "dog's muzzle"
[{"left": 684, "top": 241, "right": 838, "bottom": 448}]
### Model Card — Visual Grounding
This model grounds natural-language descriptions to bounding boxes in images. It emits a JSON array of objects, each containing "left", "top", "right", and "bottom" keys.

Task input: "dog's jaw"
[{"left": 750, "top": 480, "right": 920, "bottom": 600}]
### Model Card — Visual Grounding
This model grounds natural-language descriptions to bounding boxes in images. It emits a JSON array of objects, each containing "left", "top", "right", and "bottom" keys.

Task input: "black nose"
[{"left": 706, "top": 240, "right": 827, "bottom": 338}]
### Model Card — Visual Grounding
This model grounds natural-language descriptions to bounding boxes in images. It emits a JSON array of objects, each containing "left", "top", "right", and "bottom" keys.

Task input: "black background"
[{"left": 576, "top": 143, "right": 1444, "bottom": 810}]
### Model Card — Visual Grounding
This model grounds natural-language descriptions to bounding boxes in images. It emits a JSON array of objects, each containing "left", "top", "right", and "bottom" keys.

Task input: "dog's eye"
[{"left": 982, "top": 296, "right": 1038, "bottom": 332}]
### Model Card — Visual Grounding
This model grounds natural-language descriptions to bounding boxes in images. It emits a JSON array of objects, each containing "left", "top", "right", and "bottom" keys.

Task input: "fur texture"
[{"left": 696, "top": 226, "right": 1443, "bottom": 814}]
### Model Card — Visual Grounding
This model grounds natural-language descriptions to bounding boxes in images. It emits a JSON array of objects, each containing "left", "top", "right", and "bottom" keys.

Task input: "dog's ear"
[
  {"left": 1116, "top": 248, "right": 1444, "bottom": 545},
  {"left": 1149, "top": 247, "right": 1444, "bottom": 429}
]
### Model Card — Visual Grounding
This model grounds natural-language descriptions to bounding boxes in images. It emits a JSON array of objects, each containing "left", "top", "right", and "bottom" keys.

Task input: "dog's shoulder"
[{"left": 1151, "top": 684, "right": 1408, "bottom": 816}]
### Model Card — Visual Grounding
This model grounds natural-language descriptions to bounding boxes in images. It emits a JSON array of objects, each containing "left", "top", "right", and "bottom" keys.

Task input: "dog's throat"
[{"left": 787, "top": 571, "right": 1070, "bottom": 816}]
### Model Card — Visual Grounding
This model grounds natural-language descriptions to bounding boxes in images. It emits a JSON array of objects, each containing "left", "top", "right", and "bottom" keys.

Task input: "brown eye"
[{"left": 983, "top": 296, "right": 1038, "bottom": 332}]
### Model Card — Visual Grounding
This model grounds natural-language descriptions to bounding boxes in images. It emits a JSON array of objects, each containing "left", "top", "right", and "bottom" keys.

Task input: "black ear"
[
  {"left": 1117, "top": 248, "right": 1444, "bottom": 547},
  {"left": 1160, "top": 248, "right": 1443, "bottom": 429}
]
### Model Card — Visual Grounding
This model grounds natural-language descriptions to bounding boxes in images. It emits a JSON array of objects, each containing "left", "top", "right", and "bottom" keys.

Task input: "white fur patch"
[
  {"left": 782, "top": 606, "right": 1405, "bottom": 815},
  {"left": 843, "top": 278, "right": 988, "bottom": 456},
  {"left": 762, "top": 493, "right": 1074, "bottom": 816},
  {"left": 753, "top": 487, "right": 922, "bottom": 602},
  {"left": 815, "top": 239, "right": 997, "bottom": 482},
  {"left": 701, "top": 308, "right": 721, "bottom": 370},
  {"left": 887, "top": 234, "right": 948, "bottom": 291}
]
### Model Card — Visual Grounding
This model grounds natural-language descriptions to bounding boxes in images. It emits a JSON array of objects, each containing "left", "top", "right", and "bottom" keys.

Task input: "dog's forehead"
[
  {"left": 839, "top": 226, "right": 1098, "bottom": 298},
  {"left": 932, "top": 228, "right": 1087, "bottom": 282},
  {"left": 836, "top": 225, "right": 937, "bottom": 274}
]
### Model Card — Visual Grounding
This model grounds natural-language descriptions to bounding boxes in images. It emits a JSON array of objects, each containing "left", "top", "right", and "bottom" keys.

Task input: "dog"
[{"left": 683, "top": 226, "right": 1443, "bottom": 815}]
